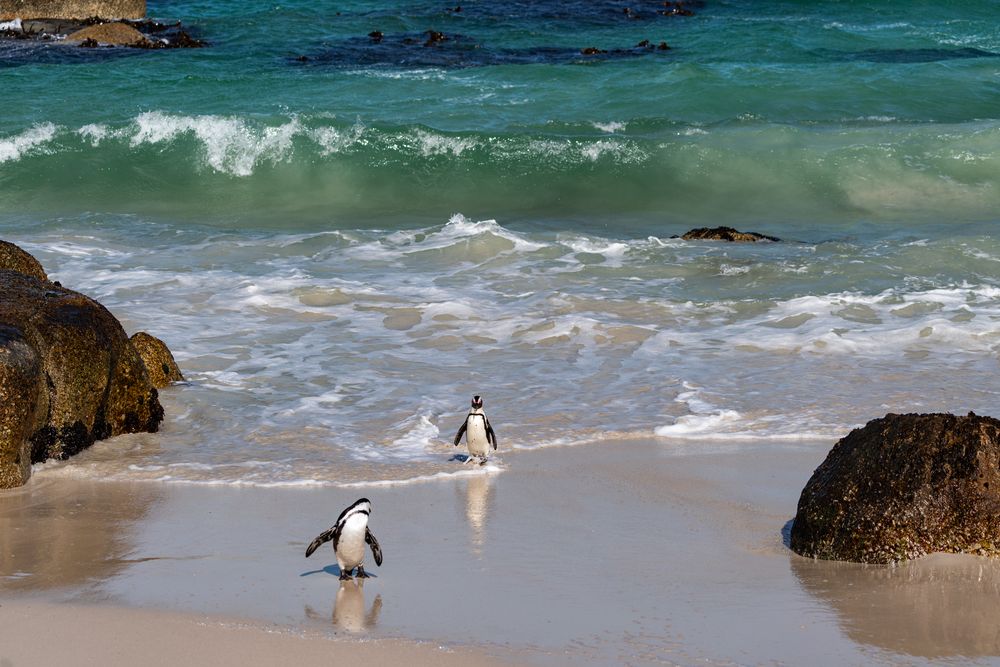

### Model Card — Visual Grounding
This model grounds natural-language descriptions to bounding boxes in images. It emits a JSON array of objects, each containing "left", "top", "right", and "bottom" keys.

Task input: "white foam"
[
  {"left": 0, "top": 18, "right": 22, "bottom": 30},
  {"left": 309, "top": 122, "right": 366, "bottom": 155},
  {"left": 654, "top": 384, "right": 743, "bottom": 437},
  {"left": 413, "top": 129, "right": 478, "bottom": 157},
  {"left": 563, "top": 236, "right": 629, "bottom": 259},
  {"left": 718, "top": 263, "right": 751, "bottom": 276},
  {"left": 390, "top": 415, "right": 441, "bottom": 454},
  {"left": 592, "top": 121, "right": 626, "bottom": 134},
  {"left": 130, "top": 112, "right": 302, "bottom": 176},
  {"left": 337, "top": 464, "right": 503, "bottom": 488},
  {"left": 47, "top": 461, "right": 505, "bottom": 488},
  {"left": 78, "top": 123, "right": 110, "bottom": 145},
  {"left": 0, "top": 123, "right": 58, "bottom": 164},
  {"left": 580, "top": 139, "right": 646, "bottom": 163},
  {"left": 432, "top": 213, "right": 546, "bottom": 252},
  {"left": 279, "top": 389, "right": 344, "bottom": 416}
]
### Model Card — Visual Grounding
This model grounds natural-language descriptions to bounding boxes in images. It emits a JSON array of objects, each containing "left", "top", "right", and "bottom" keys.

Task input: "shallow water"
[
  {"left": 2, "top": 0, "right": 1000, "bottom": 485},
  {"left": 5, "top": 442, "right": 1000, "bottom": 666}
]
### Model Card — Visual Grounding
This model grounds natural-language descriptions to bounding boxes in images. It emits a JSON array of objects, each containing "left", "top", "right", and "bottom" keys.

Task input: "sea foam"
[{"left": 0, "top": 123, "right": 57, "bottom": 164}]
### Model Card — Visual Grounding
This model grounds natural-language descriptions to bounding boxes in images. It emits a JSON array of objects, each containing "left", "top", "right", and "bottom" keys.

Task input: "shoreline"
[{"left": 5, "top": 437, "right": 1000, "bottom": 665}]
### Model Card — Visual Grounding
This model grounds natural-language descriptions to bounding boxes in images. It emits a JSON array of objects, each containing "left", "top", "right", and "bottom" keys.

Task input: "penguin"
[
  {"left": 453, "top": 394, "right": 498, "bottom": 464},
  {"left": 305, "top": 498, "right": 383, "bottom": 580}
]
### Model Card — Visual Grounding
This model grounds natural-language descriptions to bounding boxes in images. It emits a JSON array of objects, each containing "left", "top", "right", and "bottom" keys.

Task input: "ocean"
[{"left": 3, "top": 0, "right": 1000, "bottom": 486}]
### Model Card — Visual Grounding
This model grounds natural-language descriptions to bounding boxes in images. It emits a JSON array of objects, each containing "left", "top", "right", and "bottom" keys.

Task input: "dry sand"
[{"left": 3, "top": 438, "right": 1000, "bottom": 665}]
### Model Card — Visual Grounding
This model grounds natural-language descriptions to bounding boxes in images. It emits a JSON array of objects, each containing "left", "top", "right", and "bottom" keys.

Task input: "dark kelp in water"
[
  {"left": 293, "top": 31, "right": 674, "bottom": 68},
  {"left": 292, "top": 0, "right": 696, "bottom": 68}
]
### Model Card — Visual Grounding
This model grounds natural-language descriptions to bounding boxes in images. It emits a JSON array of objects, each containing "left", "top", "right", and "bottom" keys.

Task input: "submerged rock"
[
  {"left": 0, "top": 15, "right": 205, "bottom": 48},
  {"left": 791, "top": 412, "right": 1000, "bottom": 564},
  {"left": 0, "top": 0, "right": 145, "bottom": 20},
  {"left": 130, "top": 331, "right": 183, "bottom": 388},
  {"left": 0, "top": 242, "right": 174, "bottom": 488},
  {"left": 66, "top": 21, "right": 148, "bottom": 46},
  {"left": 678, "top": 226, "right": 780, "bottom": 242}
]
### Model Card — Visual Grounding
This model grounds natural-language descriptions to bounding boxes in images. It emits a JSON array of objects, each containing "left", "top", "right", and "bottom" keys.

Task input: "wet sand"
[{"left": 3, "top": 438, "right": 1000, "bottom": 665}]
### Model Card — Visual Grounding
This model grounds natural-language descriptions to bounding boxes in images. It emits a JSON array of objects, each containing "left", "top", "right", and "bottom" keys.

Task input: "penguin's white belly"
[
  {"left": 336, "top": 514, "right": 368, "bottom": 570},
  {"left": 466, "top": 417, "right": 489, "bottom": 457}
]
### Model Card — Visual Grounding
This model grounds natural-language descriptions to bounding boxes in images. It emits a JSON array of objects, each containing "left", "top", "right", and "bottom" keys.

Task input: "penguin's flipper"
[
  {"left": 485, "top": 417, "right": 498, "bottom": 450},
  {"left": 366, "top": 527, "right": 383, "bottom": 567},
  {"left": 305, "top": 523, "right": 339, "bottom": 558},
  {"left": 453, "top": 419, "right": 468, "bottom": 446}
]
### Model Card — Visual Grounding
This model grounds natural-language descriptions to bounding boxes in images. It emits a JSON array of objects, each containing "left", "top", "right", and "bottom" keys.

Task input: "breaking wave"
[{"left": 2, "top": 112, "right": 1000, "bottom": 223}]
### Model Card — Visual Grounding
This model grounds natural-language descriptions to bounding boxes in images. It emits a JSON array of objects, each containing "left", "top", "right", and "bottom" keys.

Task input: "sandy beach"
[{"left": 4, "top": 437, "right": 1000, "bottom": 665}]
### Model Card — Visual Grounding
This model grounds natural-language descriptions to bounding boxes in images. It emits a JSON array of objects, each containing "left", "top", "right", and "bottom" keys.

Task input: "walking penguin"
[
  {"left": 305, "top": 498, "right": 383, "bottom": 580},
  {"left": 453, "top": 394, "right": 498, "bottom": 464}
]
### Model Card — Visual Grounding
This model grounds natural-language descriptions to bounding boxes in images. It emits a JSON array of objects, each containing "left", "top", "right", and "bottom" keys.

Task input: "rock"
[
  {"left": 1, "top": 16, "right": 205, "bottom": 48},
  {"left": 130, "top": 331, "right": 183, "bottom": 388},
  {"left": 0, "top": 240, "right": 47, "bottom": 281},
  {"left": 423, "top": 29, "right": 447, "bottom": 46},
  {"left": 0, "top": 245, "right": 165, "bottom": 488},
  {"left": 679, "top": 226, "right": 780, "bottom": 242},
  {"left": 165, "top": 28, "right": 204, "bottom": 48},
  {"left": 0, "top": 325, "right": 46, "bottom": 488},
  {"left": 0, "top": 0, "right": 145, "bottom": 20},
  {"left": 790, "top": 412, "right": 1000, "bottom": 564},
  {"left": 66, "top": 21, "right": 148, "bottom": 46}
]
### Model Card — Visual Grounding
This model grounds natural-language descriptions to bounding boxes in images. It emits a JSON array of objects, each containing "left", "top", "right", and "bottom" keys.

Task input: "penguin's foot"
[
  {"left": 338, "top": 570, "right": 353, "bottom": 581},
  {"left": 356, "top": 566, "right": 370, "bottom": 579}
]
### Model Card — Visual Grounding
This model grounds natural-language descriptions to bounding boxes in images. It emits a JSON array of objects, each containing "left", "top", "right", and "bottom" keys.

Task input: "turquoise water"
[
  {"left": 3, "top": 0, "right": 1000, "bottom": 226},
  {"left": 3, "top": 1, "right": 1000, "bottom": 484}
]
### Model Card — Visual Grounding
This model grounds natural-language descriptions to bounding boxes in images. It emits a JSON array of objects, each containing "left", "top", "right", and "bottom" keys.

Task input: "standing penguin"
[
  {"left": 453, "top": 394, "right": 498, "bottom": 464},
  {"left": 305, "top": 498, "right": 383, "bottom": 580}
]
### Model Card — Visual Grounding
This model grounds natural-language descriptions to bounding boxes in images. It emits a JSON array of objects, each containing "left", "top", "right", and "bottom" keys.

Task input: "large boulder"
[
  {"left": 0, "top": 262, "right": 164, "bottom": 488},
  {"left": 0, "top": 240, "right": 47, "bottom": 282},
  {"left": 791, "top": 413, "right": 1000, "bottom": 564},
  {"left": 0, "top": 0, "right": 144, "bottom": 20},
  {"left": 129, "top": 331, "right": 183, "bottom": 388}
]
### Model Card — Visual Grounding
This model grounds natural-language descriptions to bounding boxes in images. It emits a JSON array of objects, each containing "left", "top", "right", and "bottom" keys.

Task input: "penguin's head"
[
  {"left": 350, "top": 498, "right": 372, "bottom": 513},
  {"left": 471, "top": 395, "right": 483, "bottom": 409}
]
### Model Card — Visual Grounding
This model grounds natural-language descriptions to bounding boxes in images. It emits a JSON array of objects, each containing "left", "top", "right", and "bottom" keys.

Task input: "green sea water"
[{"left": 3, "top": 0, "right": 1000, "bottom": 229}]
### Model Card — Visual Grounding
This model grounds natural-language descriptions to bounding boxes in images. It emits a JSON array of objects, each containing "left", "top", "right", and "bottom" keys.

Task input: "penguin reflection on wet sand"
[
  {"left": 453, "top": 394, "right": 498, "bottom": 464},
  {"left": 304, "top": 578, "right": 382, "bottom": 633},
  {"left": 332, "top": 579, "right": 383, "bottom": 632},
  {"left": 305, "top": 498, "right": 383, "bottom": 580}
]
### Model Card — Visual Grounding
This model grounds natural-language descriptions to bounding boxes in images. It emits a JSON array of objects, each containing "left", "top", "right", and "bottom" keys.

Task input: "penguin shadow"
[
  {"left": 300, "top": 564, "right": 378, "bottom": 579},
  {"left": 305, "top": 578, "right": 383, "bottom": 633},
  {"left": 448, "top": 453, "right": 497, "bottom": 466}
]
